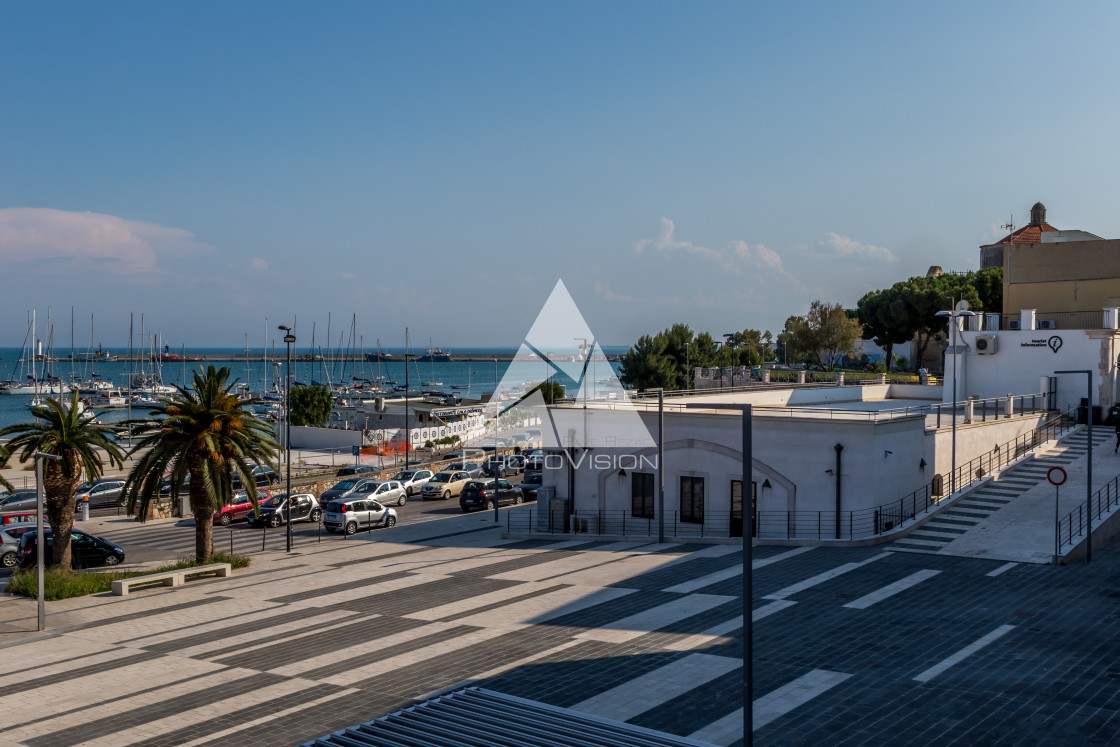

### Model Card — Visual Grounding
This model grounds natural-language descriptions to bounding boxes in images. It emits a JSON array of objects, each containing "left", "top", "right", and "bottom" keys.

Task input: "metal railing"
[
  {"left": 506, "top": 509, "right": 743, "bottom": 539},
  {"left": 756, "top": 406, "right": 1075, "bottom": 540},
  {"left": 1058, "top": 473, "right": 1120, "bottom": 551},
  {"left": 997, "top": 310, "right": 1106, "bottom": 331},
  {"left": 505, "top": 407, "right": 1076, "bottom": 541}
]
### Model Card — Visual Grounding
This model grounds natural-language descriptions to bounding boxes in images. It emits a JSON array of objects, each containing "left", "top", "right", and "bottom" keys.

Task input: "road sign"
[
  {"left": 1048, "top": 466, "right": 1067, "bottom": 486},
  {"left": 351, "top": 446, "right": 360, "bottom": 457}
]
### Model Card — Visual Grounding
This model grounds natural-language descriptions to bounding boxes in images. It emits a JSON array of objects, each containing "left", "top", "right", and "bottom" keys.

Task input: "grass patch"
[{"left": 6, "top": 552, "right": 251, "bottom": 601}]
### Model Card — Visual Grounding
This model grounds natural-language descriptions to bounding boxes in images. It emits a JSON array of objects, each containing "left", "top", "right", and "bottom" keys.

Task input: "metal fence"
[
  {"left": 506, "top": 407, "right": 1076, "bottom": 541},
  {"left": 757, "top": 406, "right": 1076, "bottom": 540},
  {"left": 998, "top": 310, "right": 1105, "bottom": 331},
  {"left": 506, "top": 509, "right": 742, "bottom": 539},
  {"left": 1058, "top": 473, "right": 1120, "bottom": 552}
]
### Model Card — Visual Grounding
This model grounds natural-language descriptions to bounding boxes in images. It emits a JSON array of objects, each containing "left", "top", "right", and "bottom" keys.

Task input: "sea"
[{"left": 0, "top": 346, "right": 629, "bottom": 432}]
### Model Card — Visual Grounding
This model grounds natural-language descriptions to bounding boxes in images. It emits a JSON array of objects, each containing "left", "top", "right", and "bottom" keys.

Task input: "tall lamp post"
[
  {"left": 684, "top": 342, "right": 690, "bottom": 393},
  {"left": 34, "top": 452, "right": 62, "bottom": 631},
  {"left": 686, "top": 402, "right": 752, "bottom": 744},
  {"left": 1055, "top": 369, "right": 1093, "bottom": 563},
  {"left": 724, "top": 334, "right": 736, "bottom": 389},
  {"left": 935, "top": 303, "right": 975, "bottom": 495},
  {"left": 278, "top": 325, "right": 296, "bottom": 553},
  {"left": 640, "top": 388, "right": 665, "bottom": 543}
]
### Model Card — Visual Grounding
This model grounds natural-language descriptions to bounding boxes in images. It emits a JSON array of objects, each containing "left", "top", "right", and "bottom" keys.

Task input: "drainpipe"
[{"left": 834, "top": 443, "right": 843, "bottom": 539}]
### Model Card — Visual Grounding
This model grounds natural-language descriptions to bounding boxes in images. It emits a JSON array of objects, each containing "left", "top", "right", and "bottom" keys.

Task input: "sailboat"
[{"left": 420, "top": 337, "right": 443, "bottom": 386}]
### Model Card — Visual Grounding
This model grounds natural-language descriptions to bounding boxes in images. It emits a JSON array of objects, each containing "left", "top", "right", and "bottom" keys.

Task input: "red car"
[{"left": 213, "top": 490, "right": 271, "bottom": 526}]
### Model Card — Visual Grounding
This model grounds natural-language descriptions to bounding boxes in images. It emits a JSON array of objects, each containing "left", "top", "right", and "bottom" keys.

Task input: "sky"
[{"left": 3, "top": 1, "right": 1120, "bottom": 351}]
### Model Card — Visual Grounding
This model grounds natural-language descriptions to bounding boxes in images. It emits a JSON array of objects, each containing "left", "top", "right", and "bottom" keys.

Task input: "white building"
[{"left": 539, "top": 382, "right": 1050, "bottom": 540}]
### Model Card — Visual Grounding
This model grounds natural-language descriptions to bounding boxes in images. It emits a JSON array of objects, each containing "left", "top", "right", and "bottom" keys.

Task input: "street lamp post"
[
  {"left": 684, "top": 342, "right": 690, "bottom": 393},
  {"left": 685, "top": 402, "right": 752, "bottom": 744},
  {"left": 641, "top": 388, "right": 665, "bottom": 543},
  {"left": 34, "top": 452, "right": 62, "bottom": 631},
  {"left": 1056, "top": 369, "right": 1094, "bottom": 563},
  {"left": 724, "top": 334, "right": 736, "bottom": 389},
  {"left": 936, "top": 303, "right": 976, "bottom": 495},
  {"left": 279, "top": 325, "right": 296, "bottom": 553}
]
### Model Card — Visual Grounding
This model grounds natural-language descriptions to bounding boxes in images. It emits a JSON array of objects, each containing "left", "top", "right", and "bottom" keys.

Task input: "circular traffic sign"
[{"left": 1047, "top": 466, "right": 1068, "bottom": 486}]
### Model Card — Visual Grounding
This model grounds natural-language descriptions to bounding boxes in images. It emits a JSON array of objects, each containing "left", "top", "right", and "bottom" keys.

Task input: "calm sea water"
[{"left": 0, "top": 347, "right": 627, "bottom": 431}]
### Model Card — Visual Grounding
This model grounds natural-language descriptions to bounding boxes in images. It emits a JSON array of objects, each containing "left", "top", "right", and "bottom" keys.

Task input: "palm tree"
[
  {"left": 123, "top": 365, "right": 279, "bottom": 563},
  {"left": 0, "top": 391, "right": 126, "bottom": 569}
]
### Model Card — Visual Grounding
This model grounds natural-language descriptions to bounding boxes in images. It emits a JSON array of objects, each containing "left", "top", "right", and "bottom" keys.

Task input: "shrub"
[{"left": 7, "top": 552, "right": 251, "bottom": 600}]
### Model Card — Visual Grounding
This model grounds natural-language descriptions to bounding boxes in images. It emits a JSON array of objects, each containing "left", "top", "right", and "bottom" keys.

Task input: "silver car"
[
  {"left": 392, "top": 470, "right": 433, "bottom": 497},
  {"left": 318, "top": 478, "right": 380, "bottom": 503},
  {"left": 322, "top": 498, "right": 398, "bottom": 535},
  {"left": 1, "top": 521, "right": 39, "bottom": 568},
  {"left": 365, "top": 480, "right": 407, "bottom": 507}
]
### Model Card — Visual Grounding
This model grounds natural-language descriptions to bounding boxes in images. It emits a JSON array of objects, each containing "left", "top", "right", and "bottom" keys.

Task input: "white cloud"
[
  {"left": 0, "top": 207, "right": 209, "bottom": 276},
  {"left": 341, "top": 271, "right": 356, "bottom": 279},
  {"left": 593, "top": 280, "right": 632, "bottom": 302},
  {"left": 251, "top": 257, "right": 269, "bottom": 271},
  {"left": 634, "top": 217, "right": 805, "bottom": 290},
  {"left": 815, "top": 232, "right": 898, "bottom": 263}
]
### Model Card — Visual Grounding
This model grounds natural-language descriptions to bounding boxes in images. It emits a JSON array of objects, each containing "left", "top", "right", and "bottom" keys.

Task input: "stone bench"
[{"left": 111, "top": 563, "right": 232, "bottom": 596}]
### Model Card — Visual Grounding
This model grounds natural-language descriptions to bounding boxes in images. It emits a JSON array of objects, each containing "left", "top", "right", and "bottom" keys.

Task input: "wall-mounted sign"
[
  {"left": 432, "top": 407, "right": 484, "bottom": 418},
  {"left": 1020, "top": 335, "right": 1063, "bottom": 353}
]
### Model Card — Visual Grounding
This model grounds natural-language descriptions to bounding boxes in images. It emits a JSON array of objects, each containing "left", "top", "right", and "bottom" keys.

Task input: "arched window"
[{"left": 931, "top": 474, "right": 944, "bottom": 497}]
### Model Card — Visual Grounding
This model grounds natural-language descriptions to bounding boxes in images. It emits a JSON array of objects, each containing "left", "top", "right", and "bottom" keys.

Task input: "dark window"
[
  {"left": 680, "top": 476, "right": 705, "bottom": 524},
  {"left": 631, "top": 473, "right": 655, "bottom": 518}
]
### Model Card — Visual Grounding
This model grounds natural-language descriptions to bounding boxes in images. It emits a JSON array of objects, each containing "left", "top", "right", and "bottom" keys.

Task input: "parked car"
[
  {"left": 482, "top": 456, "right": 516, "bottom": 478},
  {"left": 75, "top": 479, "right": 127, "bottom": 511},
  {"left": 214, "top": 489, "right": 271, "bottom": 526},
  {"left": 444, "top": 449, "right": 486, "bottom": 462},
  {"left": 246, "top": 493, "right": 321, "bottom": 528},
  {"left": 336, "top": 465, "right": 375, "bottom": 477},
  {"left": 159, "top": 474, "right": 191, "bottom": 496},
  {"left": 322, "top": 498, "right": 398, "bottom": 535},
  {"left": 18, "top": 528, "right": 125, "bottom": 569},
  {"left": 232, "top": 465, "right": 278, "bottom": 489},
  {"left": 420, "top": 471, "right": 473, "bottom": 500},
  {"left": 519, "top": 471, "right": 543, "bottom": 501},
  {"left": 0, "top": 522, "right": 40, "bottom": 568},
  {"left": 319, "top": 478, "right": 380, "bottom": 503},
  {"left": 392, "top": 469, "right": 433, "bottom": 496},
  {"left": 507, "top": 455, "right": 526, "bottom": 473},
  {"left": 363, "top": 480, "right": 407, "bottom": 507},
  {"left": 447, "top": 462, "right": 483, "bottom": 478},
  {"left": 0, "top": 490, "right": 38, "bottom": 513},
  {"left": 459, "top": 480, "right": 525, "bottom": 512}
]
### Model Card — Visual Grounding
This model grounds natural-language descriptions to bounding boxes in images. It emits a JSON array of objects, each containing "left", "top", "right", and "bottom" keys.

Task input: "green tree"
[
  {"left": 970, "top": 267, "right": 1003, "bottom": 312},
  {"left": 618, "top": 332, "right": 681, "bottom": 391},
  {"left": 0, "top": 391, "right": 126, "bottom": 569},
  {"left": 856, "top": 285, "right": 913, "bottom": 371},
  {"left": 122, "top": 365, "right": 279, "bottom": 563},
  {"left": 781, "top": 301, "right": 861, "bottom": 370},
  {"left": 289, "top": 384, "right": 333, "bottom": 426}
]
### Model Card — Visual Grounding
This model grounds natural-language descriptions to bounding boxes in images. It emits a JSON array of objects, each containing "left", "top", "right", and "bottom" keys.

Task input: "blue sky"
[{"left": 3, "top": 1, "right": 1119, "bottom": 350}]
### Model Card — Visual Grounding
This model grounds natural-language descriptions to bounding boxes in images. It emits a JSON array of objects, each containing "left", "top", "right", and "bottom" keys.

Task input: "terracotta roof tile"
[{"left": 995, "top": 223, "right": 1058, "bottom": 244}]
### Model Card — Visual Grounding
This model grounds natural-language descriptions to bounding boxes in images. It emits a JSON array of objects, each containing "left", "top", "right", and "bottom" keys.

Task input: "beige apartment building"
[{"left": 980, "top": 202, "right": 1119, "bottom": 317}]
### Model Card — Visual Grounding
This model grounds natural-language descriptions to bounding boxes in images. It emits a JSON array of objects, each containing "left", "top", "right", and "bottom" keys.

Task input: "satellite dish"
[{"left": 956, "top": 299, "right": 971, "bottom": 312}]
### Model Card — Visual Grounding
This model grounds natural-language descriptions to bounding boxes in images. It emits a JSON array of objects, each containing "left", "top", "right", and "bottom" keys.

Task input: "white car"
[
  {"left": 322, "top": 498, "right": 398, "bottom": 535},
  {"left": 392, "top": 469, "right": 433, "bottom": 497}
]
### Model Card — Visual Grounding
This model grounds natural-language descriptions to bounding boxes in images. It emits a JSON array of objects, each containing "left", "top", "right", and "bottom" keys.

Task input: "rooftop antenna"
[{"left": 1001, "top": 214, "right": 1015, "bottom": 237}]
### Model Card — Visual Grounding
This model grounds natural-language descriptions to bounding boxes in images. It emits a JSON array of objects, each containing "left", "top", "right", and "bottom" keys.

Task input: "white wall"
[{"left": 956, "top": 328, "right": 1120, "bottom": 408}]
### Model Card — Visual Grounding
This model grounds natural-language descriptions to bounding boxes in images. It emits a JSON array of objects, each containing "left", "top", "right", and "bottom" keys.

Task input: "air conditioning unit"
[
  {"left": 975, "top": 335, "right": 998, "bottom": 355},
  {"left": 1008, "top": 320, "right": 1021, "bottom": 330},
  {"left": 1038, "top": 320, "right": 1057, "bottom": 330}
]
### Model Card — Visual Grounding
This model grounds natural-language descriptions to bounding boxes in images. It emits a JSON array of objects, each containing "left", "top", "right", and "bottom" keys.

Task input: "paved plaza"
[{"left": 2, "top": 506, "right": 1120, "bottom": 745}]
